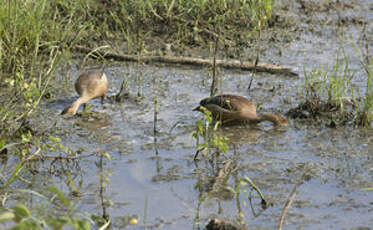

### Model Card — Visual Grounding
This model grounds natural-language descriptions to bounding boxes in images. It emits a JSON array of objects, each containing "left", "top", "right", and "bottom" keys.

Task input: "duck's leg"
[{"left": 101, "top": 95, "right": 105, "bottom": 104}]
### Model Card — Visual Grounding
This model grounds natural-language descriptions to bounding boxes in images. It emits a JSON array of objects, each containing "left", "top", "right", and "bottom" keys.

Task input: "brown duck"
[
  {"left": 194, "top": 94, "right": 288, "bottom": 126},
  {"left": 61, "top": 70, "right": 108, "bottom": 116}
]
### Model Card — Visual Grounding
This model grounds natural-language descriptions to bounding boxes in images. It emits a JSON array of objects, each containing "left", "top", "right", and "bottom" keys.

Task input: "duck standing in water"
[
  {"left": 194, "top": 94, "right": 288, "bottom": 126},
  {"left": 61, "top": 70, "right": 108, "bottom": 117}
]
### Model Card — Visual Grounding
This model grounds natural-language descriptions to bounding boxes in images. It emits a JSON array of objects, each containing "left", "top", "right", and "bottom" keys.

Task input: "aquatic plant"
[
  {"left": 0, "top": 188, "right": 94, "bottom": 230},
  {"left": 305, "top": 53, "right": 355, "bottom": 107},
  {"left": 192, "top": 106, "right": 229, "bottom": 160},
  {"left": 354, "top": 41, "right": 373, "bottom": 126},
  {"left": 0, "top": 132, "right": 114, "bottom": 229},
  {"left": 288, "top": 50, "right": 372, "bottom": 127},
  {"left": 0, "top": 0, "right": 277, "bottom": 228}
]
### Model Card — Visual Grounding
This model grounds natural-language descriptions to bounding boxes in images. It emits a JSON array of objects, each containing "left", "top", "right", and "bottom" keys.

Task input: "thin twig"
[
  {"left": 243, "top": 176, "right": 267, "bottom": 208},
  {"left": 99, "top": 152, "right": 110, "bottom": 222},
  {"left": 248, "top": 56, "right": 258, "bottom": 90},
  {"left": 277, "top": 177, "right": 305, "bottom": 230},
  {"left": 169, "top": 121, "right": 183, "bottom": 133},
  {"left": 25, "top": 147, "right": 41, "bottom": 161},
  {"left": 153, "top": 96, "right": 159, "bottom": 155},
  {"left": 248, "top": 27, "right": 261, "bottom": 90},
  {"left": 193, "top": 147, "right": 203, "bottom": 161},
  {"left": 210, "top": 34, "right": 219, "bottom": 96}
]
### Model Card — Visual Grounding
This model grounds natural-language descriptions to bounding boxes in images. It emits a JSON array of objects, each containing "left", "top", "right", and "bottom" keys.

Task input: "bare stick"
[
  {"left": 115, "top": 79, "right": 129, "bottom": 102},
  {"left": 248, "top": 56, "right": 258, "bottom": 90},
  {"left": 99, "top": 152, "right": 110, "bottom": 222},
  {"left": 75, "top": 46, "right": 298, "bottom": 76},
  {"left": 248, "top": 23, "right": 262, "bottom": 90},
  {"left": 153, "top": 96, "right": 159, "bottom": 155},
  {"left": 193, "top": 147, "right": 203, "bottom": 161},
  {"left": 210, "top": 35, "right": 219, "bottom": 96},
  {"left": 277, "top": 178, "right": 305, "bottom": 230}
]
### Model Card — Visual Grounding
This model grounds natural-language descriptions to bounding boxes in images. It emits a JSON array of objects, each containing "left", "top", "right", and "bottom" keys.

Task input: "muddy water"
[
  {"left": 44, "top": 58, "right": 372, "bottom": 230},
  {"left": 25, "top": 1, "right": 373, "bottom": 229}
]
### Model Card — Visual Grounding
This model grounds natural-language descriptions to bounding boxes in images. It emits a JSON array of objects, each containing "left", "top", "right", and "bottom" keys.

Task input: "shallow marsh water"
[
  {"left": 42, "top": 59, "right": 372, "bottom": 230},
  {"left": 3, "top": 0, "right": 373, "bottom": 229}
]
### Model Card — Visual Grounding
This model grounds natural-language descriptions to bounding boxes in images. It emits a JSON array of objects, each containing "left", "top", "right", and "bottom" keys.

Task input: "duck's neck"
[
  {"left": 68, "top": 96, "right": 90, "bottom": 115},
  {"left": 257, "top": 113, "right": 288, "bottom": 126}
]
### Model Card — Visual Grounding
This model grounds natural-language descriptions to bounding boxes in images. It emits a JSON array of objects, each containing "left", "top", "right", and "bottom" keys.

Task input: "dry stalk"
[{"left": 277, "top": 176, "right": 306, "bottom": 230}]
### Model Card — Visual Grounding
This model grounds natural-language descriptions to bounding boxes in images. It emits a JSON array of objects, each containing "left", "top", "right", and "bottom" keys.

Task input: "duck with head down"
[
  {"left": 194, "top": 94, "right": 288, "bottom": 126},
  {"left": 61, "top": 70, "right": 108, "bottom": 117}
]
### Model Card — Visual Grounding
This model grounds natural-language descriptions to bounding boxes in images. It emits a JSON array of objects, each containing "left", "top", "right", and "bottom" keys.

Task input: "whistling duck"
[
  {"left": 61, "top": 70, "right": 108, "bottom": 116},
  {"left": 194, "top": 94, "right": 288, "bottom": 126}
]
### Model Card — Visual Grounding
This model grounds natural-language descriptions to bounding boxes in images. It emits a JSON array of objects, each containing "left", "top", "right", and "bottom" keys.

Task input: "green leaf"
[
  {"left": 225, "top": 186, "right": 237, "bottom": 194},
  {"left": 2, "top": 160, "right": 24, "bottom": 188},
  {"left": 48, "top": 186, "right": 70, "bottom": 207},
  {"left": 72, "top": 219, "right": 91, "bottom": 230},
  {"left": 49, "top": 136, "right": 61, "bottom": 143},
  {"left": 98, "top": 219, "right": 110, "bottom": 230},
  {"left": 11, "top": 219, "right": 42, "bottom": 230},
  {"left": 103, "top": 152, "right": 111, "bottom": 160},
  {"left": 8, "top": 189, "right": 47, "bottom": 200},
  {"left": 91, "top": 214, "right": 106, "bottom": 226},
  {"left": 12, "top": 204, "right": 30, "bottom": 220},
  {"left": 197, "top": 144, "right": 206, "bottom": 151},
  {"left": 0, "top": 211, "right": 15, "bottom": 223},
  {"left": 0, "top": 137, "right": 6, "bottom": 148},
  {"left": 242, "top": 200, "right": 247, "bottom": 207},
  {"left": 242, "top": 176, "right": 266, "bottom": 202},
  {"left": 82, "top": 104, "right": 92, "bottom": 113},
  {"left": 46, "top": 217, "right": 69, "bottom": 230}
]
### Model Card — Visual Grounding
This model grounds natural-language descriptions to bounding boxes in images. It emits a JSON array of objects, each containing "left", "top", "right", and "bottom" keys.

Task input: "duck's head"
[{"left": 61, "top": 104, "right": 77, "bottom": 117}]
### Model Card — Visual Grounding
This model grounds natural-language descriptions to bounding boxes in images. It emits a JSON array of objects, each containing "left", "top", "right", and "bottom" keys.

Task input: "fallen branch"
[{"left": 75, "top": 46, "right": 298, "bottom": 77}]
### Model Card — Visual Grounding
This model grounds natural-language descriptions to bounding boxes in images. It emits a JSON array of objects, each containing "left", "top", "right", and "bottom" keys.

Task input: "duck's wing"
[
  {"left": 200, "top": 94, "right": 250, "bottom": 112},
  {"left": 75, "top": 72, "right": 89, "bottom": 96}
]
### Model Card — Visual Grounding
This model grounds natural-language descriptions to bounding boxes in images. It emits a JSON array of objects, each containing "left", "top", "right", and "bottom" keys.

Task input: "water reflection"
[{"left": 192, "top": 144, "right": 269, "bottom": 229}]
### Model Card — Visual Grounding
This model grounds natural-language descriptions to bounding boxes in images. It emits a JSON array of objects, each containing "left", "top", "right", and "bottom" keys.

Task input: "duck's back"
[
  {"left": 198, "top": 94, "right": 258, "bottom": 124},
  {"left": 75, "top": 70, "right": 107, "bottom": 98},
  {"left": 201, "top": 94, "right": 256, "bottom": 112}
]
